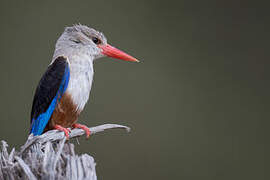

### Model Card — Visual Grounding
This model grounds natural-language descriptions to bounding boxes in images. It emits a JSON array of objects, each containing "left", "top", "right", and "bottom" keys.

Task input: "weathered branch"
[
  {"left": 20, "top": 123, "right": 130, "bottom": 155},
  {"left": 0, "top": 123, "right": 130, "bottom": 180}
]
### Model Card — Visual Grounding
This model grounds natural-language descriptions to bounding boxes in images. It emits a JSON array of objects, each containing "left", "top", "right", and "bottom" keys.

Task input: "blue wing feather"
[{"left": 30, "top": 57, "right": 70, "bottom": 135}]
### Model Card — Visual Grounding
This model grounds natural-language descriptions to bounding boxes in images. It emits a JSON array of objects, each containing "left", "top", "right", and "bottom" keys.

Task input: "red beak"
[{"left": 98, "top": 44, "right": 139, "bottom": 62}]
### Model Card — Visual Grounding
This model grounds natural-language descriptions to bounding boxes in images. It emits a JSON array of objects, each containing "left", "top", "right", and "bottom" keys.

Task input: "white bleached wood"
[
  {"left": 0, "top": 123, "right": 130, "bottom": 180},
  {"left": 14, "top": 156, "right": 37, "bottom": 180},
  {"left": 20, "top": 123, "right": 130, "bottom": 155}
]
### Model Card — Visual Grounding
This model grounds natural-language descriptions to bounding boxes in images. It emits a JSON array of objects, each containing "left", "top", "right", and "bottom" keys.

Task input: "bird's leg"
[
  {"left": 53, "top": 125, "right": 71, "bottom": 139},
  {"left": 72, "top": 123, "right": 91, "bottom": 138}
]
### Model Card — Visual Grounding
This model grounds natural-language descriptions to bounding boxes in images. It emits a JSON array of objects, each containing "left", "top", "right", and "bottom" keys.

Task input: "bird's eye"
[{"left": 92, "top": 37, "right": 100, "bottom": 44}]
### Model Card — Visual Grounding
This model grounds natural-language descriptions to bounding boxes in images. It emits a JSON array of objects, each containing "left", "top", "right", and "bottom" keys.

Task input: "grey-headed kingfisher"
[{"left": 30, "top": 24, "right": 138, "bottom": 138}]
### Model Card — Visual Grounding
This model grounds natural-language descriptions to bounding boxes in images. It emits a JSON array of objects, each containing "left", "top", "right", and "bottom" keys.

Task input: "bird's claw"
[
  {"left": 72, "top": 123, "right": 91, "bottom": 138},
  {"left": 54, "top": 125, "right": 71, "bottom": 139}
]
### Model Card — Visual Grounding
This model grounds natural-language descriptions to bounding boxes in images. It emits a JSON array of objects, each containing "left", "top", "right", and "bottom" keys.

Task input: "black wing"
[{"left": 30, "top": 56, "right": 70, "bottom": 135}]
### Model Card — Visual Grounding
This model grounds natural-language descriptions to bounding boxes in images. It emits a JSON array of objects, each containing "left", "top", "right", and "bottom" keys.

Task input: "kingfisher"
[{"left": 30, "top": 24, "right": 138, "bottom": 138}]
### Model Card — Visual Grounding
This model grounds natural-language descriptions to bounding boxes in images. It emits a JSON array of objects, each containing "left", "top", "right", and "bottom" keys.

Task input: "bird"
[{"left": 30, "top": 24, "right": 138, "bottom": 138}]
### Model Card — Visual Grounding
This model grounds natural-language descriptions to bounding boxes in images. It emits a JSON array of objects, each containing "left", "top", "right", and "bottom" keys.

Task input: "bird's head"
[{"left": 55, "top": 24, "right": 139, "bottom": 62}]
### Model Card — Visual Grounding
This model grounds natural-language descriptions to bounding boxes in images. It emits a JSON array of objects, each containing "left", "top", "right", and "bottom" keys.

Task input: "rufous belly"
[{"left": 44, "top": 92, "right": 80, "bottom": 131}]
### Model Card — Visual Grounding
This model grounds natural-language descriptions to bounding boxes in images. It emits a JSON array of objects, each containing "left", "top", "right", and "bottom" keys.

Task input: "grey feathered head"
[{"left": 54, "top": 24, "right": 139, "bottom": 62}]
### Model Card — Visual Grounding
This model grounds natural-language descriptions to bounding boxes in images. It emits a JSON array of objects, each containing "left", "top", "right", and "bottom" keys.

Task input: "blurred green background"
[{"left": 0, "top": 0, "right": 269, "bottom": 179}]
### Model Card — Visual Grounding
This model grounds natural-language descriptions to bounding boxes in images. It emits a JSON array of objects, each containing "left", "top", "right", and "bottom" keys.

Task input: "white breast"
[{"left": 66, "top": 54, "right": 94, "bottom": 111}]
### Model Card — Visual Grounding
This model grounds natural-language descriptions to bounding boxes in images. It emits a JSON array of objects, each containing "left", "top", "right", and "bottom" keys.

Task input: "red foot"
[
  {"left": 72, "top": 123, "right": 91, "bottom": 138},
  {"left": 54, "top": 125, "right": 71, "bottom": 139}
]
